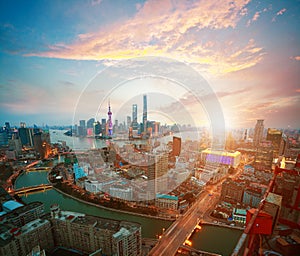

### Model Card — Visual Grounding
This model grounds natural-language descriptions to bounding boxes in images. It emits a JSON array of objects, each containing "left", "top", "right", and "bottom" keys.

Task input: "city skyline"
[{"left": 0, "top": 0, "right": 299, "bottom": 129}]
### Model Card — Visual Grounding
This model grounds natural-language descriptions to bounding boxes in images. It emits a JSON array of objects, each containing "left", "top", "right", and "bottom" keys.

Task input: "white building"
[{"left": 109, "top": 186, "right": 133, "bottom": 201}]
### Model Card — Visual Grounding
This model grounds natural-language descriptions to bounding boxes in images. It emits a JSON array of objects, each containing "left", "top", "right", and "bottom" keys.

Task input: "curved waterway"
[
  {"left": 14, "top": 130, "right": 243, "bottom": 254},
  {"left": 15, "top": 171, "right": 171, "bottom": 238},
  {"left": 15, "top": 168, "right": 242, "bottom": 255}
]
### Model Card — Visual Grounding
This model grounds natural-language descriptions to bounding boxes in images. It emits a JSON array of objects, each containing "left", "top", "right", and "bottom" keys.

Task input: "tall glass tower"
[
  {"left": 143, "top": 94, "right": 147, "bottom": 133},
  {"left": 132, "top": 104, "right": 138, "bottom": 130}
]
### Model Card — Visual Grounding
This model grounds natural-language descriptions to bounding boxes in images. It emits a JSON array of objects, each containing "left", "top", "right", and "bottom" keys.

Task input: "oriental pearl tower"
[{"left": 107, "top": 101, "right": 113, "bottom": 136}]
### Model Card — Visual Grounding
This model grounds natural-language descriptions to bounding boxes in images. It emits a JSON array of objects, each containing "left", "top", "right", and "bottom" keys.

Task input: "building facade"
[
  {"left": 221, "top": 178, "right": 245, "bottom": 203},
  {"left": 253, "top": 119, "right": 264, "bottom": 147},
  {"left": 200, "top": 149, "right": 241, "bottom": 168},
  {"left": 0, "top": 219, "right": 54, "bottom": 256},
  {"left": 50, "top": 205, "right": 142, "bottom": 256}
]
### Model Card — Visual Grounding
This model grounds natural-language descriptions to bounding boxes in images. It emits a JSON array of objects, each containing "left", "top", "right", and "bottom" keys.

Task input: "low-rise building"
[
  {"left": 155, "top": 194, "right": 178, "bottom": 210},
  {"left": 232, "top": 208, "right": 247, "bottom": 224},
  {"left": 200, "top": 149, "right": 241, "bottom": 168},
  {"left": 109, "top": 186, "right": 133, "bottom": 201}
]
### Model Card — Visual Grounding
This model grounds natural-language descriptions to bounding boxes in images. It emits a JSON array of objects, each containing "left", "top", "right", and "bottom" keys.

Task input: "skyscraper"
[
  {"left": 78, "top": 120, "right": 86, "bottom": 136},
  {"left": 86, "top": 118, "right": 95, "bottom": 129},
  {"left": 172, "top": 136, "right": 181, "bottom": 157},
  {"left": 101, "top": 118, "right": 106, "bottom": 135},
  {"left": 146, "top": 151, "right": 169, "bottom": 199},
  {"left": 143, "top": 94, "right": 147, "bottom": 133},
  {"left": 253, "top": 119, "right": 264, "bottom": 147},
  {"left": 132, "top": 104, "right": 138, "bottom": 130},
  {"left": 93, "top": 121, "right": 101, "bottom": 136},
  {"left": 266, "top": 128, "right": 282, "bottom": 157},
  {"left": 127, "top": 116, "right": 131, "bottom": 129}
]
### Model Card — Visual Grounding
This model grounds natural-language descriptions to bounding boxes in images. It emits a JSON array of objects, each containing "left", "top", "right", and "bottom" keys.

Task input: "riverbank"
[
  {"left": 51, "top": 185, "right": 175, "bottom": 221},
  {"left": 48, "top": 162, "right": 176, "bottom": 221}
]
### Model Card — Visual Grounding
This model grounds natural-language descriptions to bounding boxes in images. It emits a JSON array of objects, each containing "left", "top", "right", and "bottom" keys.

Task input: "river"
[{"left": 14, "top": 130, "right": 242, "bottom": 255}]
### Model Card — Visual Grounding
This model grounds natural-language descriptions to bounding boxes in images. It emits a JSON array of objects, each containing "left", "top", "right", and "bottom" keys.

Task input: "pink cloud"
[
  {"left": 252, "top": 11, "right": 260, "bottom": 21},
  {"left": 277, "top": 8, "right": 286, "bottom": 16},
  {"left": 291, "top": 56, "right": 300, "bottom": 61},
  {"left": 272, "top": 8, "right": 287, "bottom": 22},
  {"left": 24, "top": 0, "right": 264, "bottom": 75},
  {"left": 91, "top": 0, "right": 102, "bottom": 6}
]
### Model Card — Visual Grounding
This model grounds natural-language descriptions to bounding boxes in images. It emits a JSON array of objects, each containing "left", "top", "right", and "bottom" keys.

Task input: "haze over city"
[{"left": 0, "top": 0, "right": 299, "bottom": 129}]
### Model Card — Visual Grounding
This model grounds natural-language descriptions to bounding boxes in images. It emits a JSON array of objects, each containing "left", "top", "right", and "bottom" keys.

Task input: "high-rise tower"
[
  {"left": 132, "top": 104, "right": 138, "bottom": 130},
  {"left": 107, "top": 101, "right": 113, "bottom": 136},
  {"left": 253, "top": 119, "right": 264, "bottom": 147},
  {"left": 143, "top": 94, "right": 147, "bottom": 133}
]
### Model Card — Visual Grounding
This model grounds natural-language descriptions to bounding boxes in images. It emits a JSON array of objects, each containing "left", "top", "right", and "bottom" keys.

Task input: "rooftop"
[
  {"left": 266, "top": 192, "right": 282, "bottom": 207},
  {"left": 2, "top": 200, "right": 24, "bottom": 212},
  {"left": 156, "top": 193, "right": 178, "bottom": 200},
  {"left": 202, "top": 149, "right": 241, "bottom": 157},
  {"left": 233, "top": 208, "right": 247, "bottom": 216},
  {"left": 113, "top": 227, "right": 131, "bottom": 239}
]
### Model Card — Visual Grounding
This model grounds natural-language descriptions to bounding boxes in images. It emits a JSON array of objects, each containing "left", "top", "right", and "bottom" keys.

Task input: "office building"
[
  {"left": 253, "top": 142, "right": 273, "bottom": 171},
  {"left": 4, "top": 122, "right": 11, "bottom": 140},
  {"left": 93, "top": 121, "right": 101, "bottom": 136},
  {"left": 266, "top": 128, "right": 282, "bottom": 157},
  {"left": 0, "top": 129, "right": 8, "bottom": 146},
  {"left": 143, "top": 94, "right": 147, "bottom": 133},
  {"left": 0, "top": 218, "right": 54, "bottom": 256},
  {"left": 18, "top": 126, "right": 34, "bottom": 147},
  {"left": 2, "top": 202, "right": 45, "bottom": 228},
  {"left": 73, "top": 163, "right": 87, "bottom": 180},
  {"left": 109, "top": 186, "right": 133, "bottom": 201},
  {"left": 126, "top": 116, "right": 131, "bottom": 129},
  {"left": 132, "top": 104, "right": 138, "bottom": 130},
  {"left": 155, "top": 194, "right": 178, "bottom": 210},
  {"left": 87, "top": 118, "right": 95, "bottom": 129},
  {"left": 146, "top": 151, "right": 169, "bottom": 199},
  {"left": 253, "top": 119, "right": 264, "bottom": 147},
  {"left": 101, "top": 118, "right": 106, "bottom": 135},
  {"left": 243, "top": 187, "right": 263, "bottom": 208},
  {"left": 221, "top": 178, "right": 245, "bottom": 203},
  {"left": 50, "top": 205, "right": 141, "bottom": 256},
  {"left": 200, "top": 149, "right": 241, "bottom": 168},
  {"left": 172, "top": 136, "right": 181, "bottom": 158},
  {"left": 78, "top": 120, "right": 86, "bottom": 136},
  {"left": 33, "top": 132, "right": 51, "bottom": 159}
]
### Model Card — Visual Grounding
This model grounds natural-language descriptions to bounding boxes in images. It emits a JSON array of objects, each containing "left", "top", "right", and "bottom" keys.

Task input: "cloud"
[
  {"left": 272, "top": 8, "right": 287, "bottom": 22},
  {"left": 290, "top": 56, "right": 300, "bottom": 61},
  {"left": 216, "top": 87, "right": 250, "bottom": 98},
  {"left": 276, "top": 8, "right": 286, "bottom": 16},
  {"left": 252, "top": 11, "right": 261, "bottom": 21},
  {"left": 23, "top": 0, "right": 265, "bottom": 75},
  {"left": 60, "top": 80, "right": 76, "bottom": 87},
  {"left": 247, "top": 10, "right": 262, "bottom": 26},
  {"left": 91, "top": 0, "right": 102, "bottom": 6}
]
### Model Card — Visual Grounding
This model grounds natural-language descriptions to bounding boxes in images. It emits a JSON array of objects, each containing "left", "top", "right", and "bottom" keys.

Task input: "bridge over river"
[{"left": 9, "top": 184, "right": 53, "bottom": 196}]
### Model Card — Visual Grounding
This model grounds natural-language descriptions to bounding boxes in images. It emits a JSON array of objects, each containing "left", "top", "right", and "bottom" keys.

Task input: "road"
[
  {"left": 148, "top": 158, "right": 250, "bottom": 256},
  {"left": 148, "top": 187, "right": 219, "bottom": 256}
]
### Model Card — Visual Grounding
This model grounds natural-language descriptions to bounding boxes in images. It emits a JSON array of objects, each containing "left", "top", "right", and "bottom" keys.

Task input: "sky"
[{"left": 0, "top": 0, "right": 299, "bottom": 129}]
